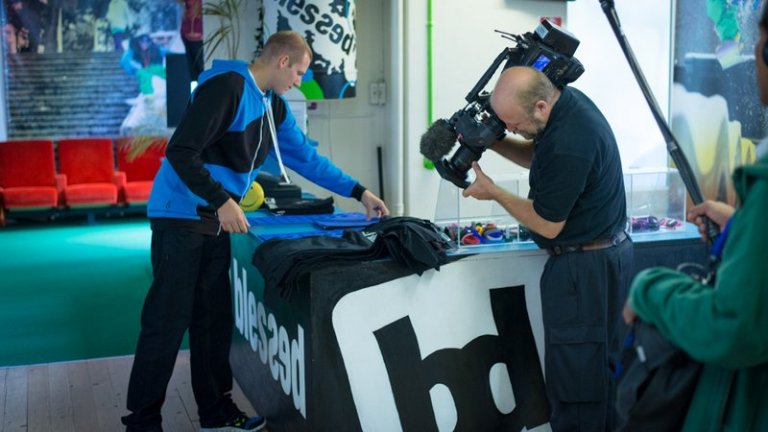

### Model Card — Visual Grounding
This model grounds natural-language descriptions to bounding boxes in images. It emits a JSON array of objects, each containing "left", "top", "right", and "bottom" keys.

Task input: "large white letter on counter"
[{"left": 332, "top": 252, "right": 550, "bottom": 432}]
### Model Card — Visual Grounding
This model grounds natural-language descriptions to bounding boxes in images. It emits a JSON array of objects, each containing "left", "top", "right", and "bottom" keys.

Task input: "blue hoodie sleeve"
[{"left": 273, "top": 96, "right": 365, "bottom": 199}]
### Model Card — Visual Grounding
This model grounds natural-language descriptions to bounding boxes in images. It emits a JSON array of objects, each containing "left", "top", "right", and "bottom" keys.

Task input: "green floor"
[{"left": 0, "top": 218, "right": 154, "bottom": 366}]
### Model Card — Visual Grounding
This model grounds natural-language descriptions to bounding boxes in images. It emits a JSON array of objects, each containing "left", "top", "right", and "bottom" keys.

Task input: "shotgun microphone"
[{"left": 419, "top": 118, "right": 458, "bottom": 162}]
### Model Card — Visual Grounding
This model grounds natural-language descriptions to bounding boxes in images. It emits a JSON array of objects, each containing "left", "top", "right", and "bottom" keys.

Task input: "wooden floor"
[{"left": 0, "top": 350, "right": 256, "bottom": 432}]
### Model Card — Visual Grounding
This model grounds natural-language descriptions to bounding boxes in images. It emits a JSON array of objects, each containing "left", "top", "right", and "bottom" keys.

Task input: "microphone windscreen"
[{"left": 420, "top": 119, "right": 458, "bottom": 161}]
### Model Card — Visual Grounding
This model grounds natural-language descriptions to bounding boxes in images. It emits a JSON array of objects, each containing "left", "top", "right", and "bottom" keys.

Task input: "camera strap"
[
  {"left": 710, "top": 219, "right": 731, "bottom": 261},
  {"left": 705, "top": 218, "right": 732, "bottom": 281}
]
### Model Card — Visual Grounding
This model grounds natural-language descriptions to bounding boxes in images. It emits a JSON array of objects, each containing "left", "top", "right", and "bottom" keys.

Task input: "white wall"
[{"left": 567, "top": 0, "right": 672, "bottom": 169}]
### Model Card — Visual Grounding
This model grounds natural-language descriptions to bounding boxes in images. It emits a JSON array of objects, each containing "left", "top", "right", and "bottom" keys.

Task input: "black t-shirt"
[{"left": 527, "top": 87, "right": 627, "bottom": 248}]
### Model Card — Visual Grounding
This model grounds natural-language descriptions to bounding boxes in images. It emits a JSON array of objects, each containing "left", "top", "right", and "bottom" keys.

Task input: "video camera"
[{"left": 420, "top": 19, "right": 585, "bottom": 188}]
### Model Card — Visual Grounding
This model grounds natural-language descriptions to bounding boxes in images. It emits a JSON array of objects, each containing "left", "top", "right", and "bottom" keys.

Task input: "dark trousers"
[
  {"left": 541, "top": 238, "right": 634, "bottom": 432},
  {"left": 122, "top": 229, "right": 240, "bottom": 429}
]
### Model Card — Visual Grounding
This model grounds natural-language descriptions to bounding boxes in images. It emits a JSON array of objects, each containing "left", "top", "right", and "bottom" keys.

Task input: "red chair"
[
  {"left": 57, "top": 138, "right": 123, "bottom": 207},
  {"left": 0, "top": 139, "right": 65, "bottom": 225},
  {"left": 115, "top": 137, "right": 167, "bottom": 205}
]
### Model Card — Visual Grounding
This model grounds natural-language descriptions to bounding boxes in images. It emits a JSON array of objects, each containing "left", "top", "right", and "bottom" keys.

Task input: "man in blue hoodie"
[{"left": 121, "top": 31, "right": 389, "bottom": 432}]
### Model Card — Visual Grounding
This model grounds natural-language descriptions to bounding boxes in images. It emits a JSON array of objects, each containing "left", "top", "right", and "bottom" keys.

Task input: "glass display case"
[
  {"left": 624, "top": 167, "right": 686, "bottom": 235},
  {"left": 434, "top": 173, "right": 534, "bottom": 250},
  {"left": 433, "top": 167, "right": 687, "bottom": 251}
]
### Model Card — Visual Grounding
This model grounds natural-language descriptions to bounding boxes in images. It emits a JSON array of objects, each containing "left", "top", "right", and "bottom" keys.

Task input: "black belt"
[{"left": 546, "top": 231, "right": 628, "bottom": 256}]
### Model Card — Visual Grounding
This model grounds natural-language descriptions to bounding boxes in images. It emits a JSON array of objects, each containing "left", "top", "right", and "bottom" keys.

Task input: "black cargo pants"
[{"left": 541, "top": 237, "right": 634, "bottom": 431}]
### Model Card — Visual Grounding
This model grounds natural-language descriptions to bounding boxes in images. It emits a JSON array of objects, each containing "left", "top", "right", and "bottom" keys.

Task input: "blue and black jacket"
[{"left": 147, "top": 60, "right": 365, "bottom": 234}]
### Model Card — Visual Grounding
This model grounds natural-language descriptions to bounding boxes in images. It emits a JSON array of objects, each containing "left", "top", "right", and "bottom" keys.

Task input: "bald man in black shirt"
[{"left": 463, "top": 66, "right": 633, "bottom": 432}]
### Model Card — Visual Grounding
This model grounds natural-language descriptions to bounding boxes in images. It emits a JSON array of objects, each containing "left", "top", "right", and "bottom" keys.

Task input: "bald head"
[
  {"left": 490, "top": 67, "right": 560, "bottom": 139},
  {"left": 491, "top": 66, "right": 557, "bottom": 115}
]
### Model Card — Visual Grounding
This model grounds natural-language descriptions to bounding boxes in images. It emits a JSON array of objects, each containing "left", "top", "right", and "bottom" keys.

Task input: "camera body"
[{"left": 434, "top": 19, "right": 584, "bottom": 188}]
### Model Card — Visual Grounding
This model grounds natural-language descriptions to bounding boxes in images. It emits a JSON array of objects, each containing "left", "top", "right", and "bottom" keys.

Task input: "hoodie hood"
[{"left": 197, "top": 59, "right": 265, "bottom": 97}]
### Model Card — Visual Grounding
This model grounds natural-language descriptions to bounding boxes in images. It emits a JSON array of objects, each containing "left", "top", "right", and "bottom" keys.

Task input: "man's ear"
[{"left": 277, "top": 55, "right": 290, "bottom": 69}]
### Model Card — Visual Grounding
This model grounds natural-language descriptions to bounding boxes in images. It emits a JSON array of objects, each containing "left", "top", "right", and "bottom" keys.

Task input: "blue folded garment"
[{"left": 313, "top": 212, "right": 379, "bottom": 229}]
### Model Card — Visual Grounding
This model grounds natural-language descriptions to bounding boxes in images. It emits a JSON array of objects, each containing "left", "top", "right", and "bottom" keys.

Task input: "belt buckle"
[{"left": 548, "top": 245, "right": 567, "bottom": 256}]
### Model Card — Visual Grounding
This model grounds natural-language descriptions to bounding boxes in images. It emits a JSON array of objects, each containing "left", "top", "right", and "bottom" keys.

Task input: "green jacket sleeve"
[{"left": 630, "top": 175, "right": 768, "bottom": 369}]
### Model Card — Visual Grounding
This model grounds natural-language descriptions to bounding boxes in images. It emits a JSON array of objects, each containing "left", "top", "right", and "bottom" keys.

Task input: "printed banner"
[
  {"left": 229, "top": 234, "right": 551, "bottom": 431},
  {"left": 262, "top": 0, "right": 357, "bottom": 100}
]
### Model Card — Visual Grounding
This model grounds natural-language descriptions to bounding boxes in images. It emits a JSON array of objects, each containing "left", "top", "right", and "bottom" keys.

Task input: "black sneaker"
[{"left": 199, "top": 413, "right": 267, "bottom": 431}]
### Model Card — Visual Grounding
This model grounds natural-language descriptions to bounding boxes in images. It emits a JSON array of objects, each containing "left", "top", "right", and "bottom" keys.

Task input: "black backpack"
[{"left": 615, "top": 320, "right": 702, "bottom": 431}]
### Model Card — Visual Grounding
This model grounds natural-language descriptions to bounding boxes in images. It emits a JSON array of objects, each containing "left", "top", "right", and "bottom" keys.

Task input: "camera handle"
[
  {"left": 598, "top": 0, "right": 720, "bottom": 246},
  {"left": 465, "top": 47, "right": 515, "bottom": 103}
]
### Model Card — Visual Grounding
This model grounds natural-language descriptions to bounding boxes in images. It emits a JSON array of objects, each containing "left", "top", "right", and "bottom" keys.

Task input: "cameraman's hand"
[
  {"left": 687, "top": 200, "right": 734, "bottom": 240},
  {"left": 462, "top": 162, "right": 498, "bottom": 201},
  {"left": 217, "top": 198, "right": 251, "bottom": 234}
]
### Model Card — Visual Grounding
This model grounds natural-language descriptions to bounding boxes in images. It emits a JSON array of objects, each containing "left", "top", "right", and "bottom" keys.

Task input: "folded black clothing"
[
  {"left": 253, "top": 230, "right": 376, "bottom": 299},
  {"left": 356, "top": 216, "right": 454, "bottom": 275},
  {"left": 252, "top": 216, "right": 454, "bottom": 300},
  {"left": 373, "top": 217, "right": 453, "bottom": 275}
]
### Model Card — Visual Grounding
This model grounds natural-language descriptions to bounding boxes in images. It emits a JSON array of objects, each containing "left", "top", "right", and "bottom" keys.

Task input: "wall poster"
[
  {"left": 261, "top": 0, "right": 358, "bottom": 100},
  {"left": 672, "top": 0, "right": 767, "bottom": 205},
  {"left": 1, "top": 0, "right": 181, "bottom": 139}
]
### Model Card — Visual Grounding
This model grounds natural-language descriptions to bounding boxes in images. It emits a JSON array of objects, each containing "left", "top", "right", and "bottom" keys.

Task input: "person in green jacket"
[{"left": 622, "top": 3, "right": 768, "bottom": 430}]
